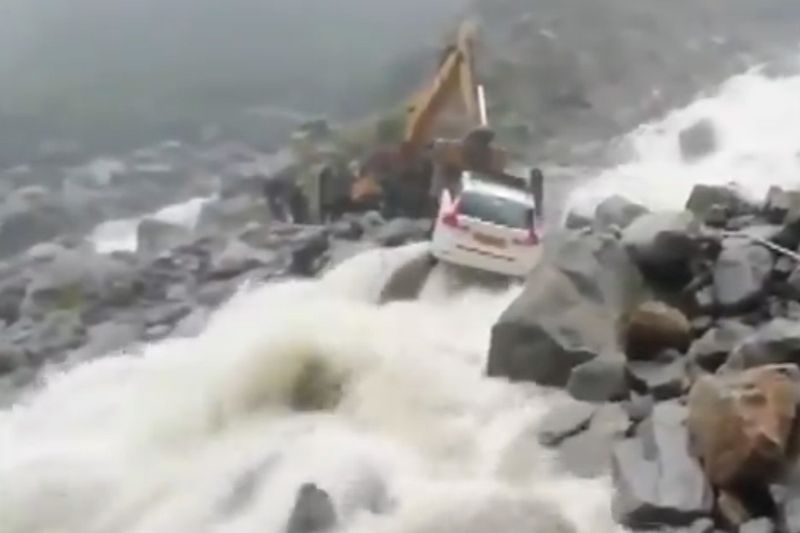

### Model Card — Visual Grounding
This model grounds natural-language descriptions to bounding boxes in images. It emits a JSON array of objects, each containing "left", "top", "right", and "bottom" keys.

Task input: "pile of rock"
[
  {"left": 488, "top": 184, "right": 800, "bottom": 532},
  {"left": 0, "top": 201, "right": 430, "bottom": 405}
]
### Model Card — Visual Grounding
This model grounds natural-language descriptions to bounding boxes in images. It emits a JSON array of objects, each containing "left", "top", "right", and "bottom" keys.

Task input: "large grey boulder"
[{"left": 487, "top": 231, "right": 645, "bottom": 387}]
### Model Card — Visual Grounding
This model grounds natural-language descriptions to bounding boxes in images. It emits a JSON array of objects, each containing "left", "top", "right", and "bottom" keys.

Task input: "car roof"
[{"left": 461, "top": 171, "right": 534, "bottom": 206}]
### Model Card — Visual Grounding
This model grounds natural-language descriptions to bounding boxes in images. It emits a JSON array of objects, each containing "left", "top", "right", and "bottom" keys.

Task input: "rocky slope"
[
  {"left": 488, "top": 182, "right": 800, "bottom": 532},
  {"left": 471, "top": 0, "right": 800, "bottom": 164},
  {"left": 0, "top": 184, "right": 431, "bottom": 405}
]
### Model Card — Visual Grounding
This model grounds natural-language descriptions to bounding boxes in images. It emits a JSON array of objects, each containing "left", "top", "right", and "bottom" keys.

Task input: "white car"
[{"left": 430, "top": 170, "right": 542, "bottom": 278}]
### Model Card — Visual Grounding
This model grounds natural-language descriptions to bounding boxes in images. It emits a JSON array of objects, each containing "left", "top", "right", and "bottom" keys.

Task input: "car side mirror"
[{"left": 529, "top": 168, "right": 544, "bottom": 218}]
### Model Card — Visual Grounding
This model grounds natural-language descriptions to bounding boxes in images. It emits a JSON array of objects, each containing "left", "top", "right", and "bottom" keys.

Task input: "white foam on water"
[
  {"left": 0, "top": 243, "right": 618, "bottom": 533},
  {"left": 566, "top": 66, "right": 800, "bottom": 217},
  {"left": 90, "top": 196, "right": 213, "bottom": 254}
]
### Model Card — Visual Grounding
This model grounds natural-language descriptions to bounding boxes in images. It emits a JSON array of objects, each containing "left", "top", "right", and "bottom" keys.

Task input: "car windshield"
[{"left": 458, "top": 191, "right": 533, "bottom": 229}]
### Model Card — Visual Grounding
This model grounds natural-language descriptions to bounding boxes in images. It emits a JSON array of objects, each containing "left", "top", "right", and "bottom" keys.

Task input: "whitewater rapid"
[
  {"left": 3, "top": 64, "right": 800, "bottom": 533},
  {"left": 566, "top": 65, "right": 800, "bottom": 216},
  {"left": 0, "top": 246, "right": 617, "bottom": 533}
]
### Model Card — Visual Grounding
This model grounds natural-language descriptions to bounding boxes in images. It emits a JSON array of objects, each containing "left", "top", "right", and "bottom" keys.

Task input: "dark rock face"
[
  {"left": 679, "top": 119, "right": 717, "bottom": 162},
  {"left": 488, "top": 231, "right": 644, "bottom": 387},
  {"left": 612, "top": 402, "right": 713, "bottom": 529},
  {"left": 685, "top": 184, "right": 752, "bottom": 221},
  {"left": 378, "top": 251, "right": 436, "bottom": 304},
  {"left": 286, "top": 484, "right": 337, "bottom": 533},
  {"left": 622, "top": 211, "right": 699, "bottom": 289}
]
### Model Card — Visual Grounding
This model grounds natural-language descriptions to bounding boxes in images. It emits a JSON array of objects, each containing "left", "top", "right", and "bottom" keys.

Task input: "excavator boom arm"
[{"left": 403, "top": 21, "right": 481, "bottom": 150}]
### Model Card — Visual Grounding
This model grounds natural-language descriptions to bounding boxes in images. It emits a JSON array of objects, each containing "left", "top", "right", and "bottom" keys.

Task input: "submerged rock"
[
  {"left": 286, "top": 483, "right": 336, "bottom": 533},
  {"left": 679, "top": 119, "right": 717, "bottom": 162}
]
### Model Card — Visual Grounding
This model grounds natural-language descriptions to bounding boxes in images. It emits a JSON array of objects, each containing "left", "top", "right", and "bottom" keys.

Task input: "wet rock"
[
  {"left": 788, "top": 266, "right": 800, "bottom": 296},
  {"left": 776, "top": 486, "right": 800, "bottom": 533},
  {"left": 612, "top": 402, "right": 713, "bottom": 529},
  {"left": 685, "top": 184, "right": 749, "bottom": 220},
  {"left": 624, "top": 301, "right": 691, "bottom": 361},
  {"left": 687, "top": 365, "right": 799, "bottom": 488},
  {"left": 739, "top": 518, "right": 775, "bottom": 533},
  {"left": 378, "top": 252, "right": 436, "bottom": 304},
  {"left": 713, "top": 241, "right": 773, "bottom": 312},
  {"left": 724, "top": 318, "right": 800, "bottom": 370},
  {"left": 623, "top": 210, "right": 700, "bottom": 289},
  {"left": 20, "top": 248, "right": 139, "bottom": 318},
  {"left": 289, "top": 228, "right": 330, "bottom": 277},
  {"left": 0, "top": 187, "right": 83, "bottom": 258},
  {"left": 624, "top": 394, "right": 655, "bottom": 425},
  {"left": 0, "top": 277, "right": 26, "bottom": 324},
  {"left": 565, "top": 210, "right": 592, "bottom": 229},
  {"left": 208, "top": 239, "right": 276, "bottom": 281},
  {"left": 567, "top": 354, "right": 628, "bottom": 402},
  {"left": 555, "top": 403, "right": 629, "bottom": 478},
  {"left": 172, "top": 308, "right": 210, "bottom": 338},
  {"left": 688, "top": 321, "right": 754, "bottom": 373},
  {"left": 372, "top": 218, "right": 430, "bottom": 247},
  {"left": 286, "top": 483, "right": 336, "bottom": 533},
  {"left": 66, "top": 321, "right": 143, "bottom": 362},
  {"left": 136, "top": 218, "right": 192, "bottom": 256},
  {"left": 764, "top": 186, "right": 800, "bottom": 225},
  {"left": 679, "top": 118, "right": 717, "bottom": 162},
  {"left": 538, "top": 398, "right": 596, "bottom": 447},
  {"left": 626, "top": 350, "right": 686, "bottom": 401},
  {"left": 196, "top": 195, "right": 271, "bottom": 236},
  {"left": 0, "top": 342, "right": 26, "bottom": 375},
  {"left": 488, "top": 231, "right": 645, "bottom": 387},
  {"left": 330, "top": 219, "right": 363, "bottom": 241},
  {"left": 593, "top": 195, "right": 649, "bottom": 232},
  {"left": 24, "top": 310, "right": 86, "bottom": 364}
]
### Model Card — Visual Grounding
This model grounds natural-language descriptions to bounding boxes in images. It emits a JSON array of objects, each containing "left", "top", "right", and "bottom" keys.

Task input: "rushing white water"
[
  {"left": 90, "top": 197, "right": 213, "bottom": 254},
  {"left": 566, "top": 66, "right": 800, "bottom": 216},
  {"left": 5, "top": 63, "right": 800, "bottom": 533},
  {"left": 0, "top": 245, "right": 617, "bottom": 533}
]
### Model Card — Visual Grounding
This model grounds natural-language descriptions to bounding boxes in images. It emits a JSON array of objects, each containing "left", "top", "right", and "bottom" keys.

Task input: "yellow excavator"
[{"left": 349, "top": 20, "right": 542, "bottom": 218}]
